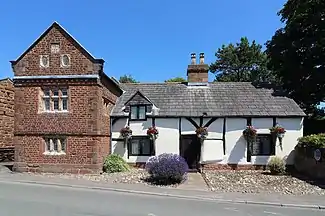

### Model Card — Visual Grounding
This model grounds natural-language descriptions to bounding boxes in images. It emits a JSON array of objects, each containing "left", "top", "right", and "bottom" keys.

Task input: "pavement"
[
  {"left": 0, "top": 177, "right": 324, "bottom": 216},
  {"left": 0, "top": 171, "right": 325, "bottom": 212}
]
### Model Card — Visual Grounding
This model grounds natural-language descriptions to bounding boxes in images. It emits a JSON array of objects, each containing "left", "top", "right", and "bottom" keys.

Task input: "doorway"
[{"left": 180, "top": 134, "right": 201, "bottom": 171}]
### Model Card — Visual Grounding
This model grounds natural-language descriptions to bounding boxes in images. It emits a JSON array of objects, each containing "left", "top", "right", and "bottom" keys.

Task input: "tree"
[
  {"left": 266, "top": 0, "right": 325, "bottom": 114},
  {"left": 210, "top": 37, "right": 277, "bottom": 83},
  {"left": 164, "top": 77, "right": 186, "bottom": 82},
  {"left": 119, "top": 74, "right": 138, "bottom": 83}
]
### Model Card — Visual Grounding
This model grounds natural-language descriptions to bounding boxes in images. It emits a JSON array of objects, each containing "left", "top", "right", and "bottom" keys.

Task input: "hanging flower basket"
[
  {"left": 269, "top": 125, "right": 286, "bottom": 150},
  {"left": 195, "top": 127, "right": 208, "bottom": 140},
  {"left": 147, "top": 126, "right": 159, "bottom": 140},
  {"left": 120, "top": 126, "right": 132, "bottom": 140},
  {"left": 269, "top": 125, "right": 286, "bottom": 137},
  {"left": 243, "top": 126, "right": 257, "bottom": 144}
]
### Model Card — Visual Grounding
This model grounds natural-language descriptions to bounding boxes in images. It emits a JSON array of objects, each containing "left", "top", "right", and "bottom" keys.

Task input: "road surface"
[{"left": 0, "top": 180, "right": 323, "bottom": 216}]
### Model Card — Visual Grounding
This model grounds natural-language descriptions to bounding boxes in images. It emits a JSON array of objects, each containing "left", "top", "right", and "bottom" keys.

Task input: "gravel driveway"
[{"left": 203, "top": 170, "right": 325, "bottom": 195}]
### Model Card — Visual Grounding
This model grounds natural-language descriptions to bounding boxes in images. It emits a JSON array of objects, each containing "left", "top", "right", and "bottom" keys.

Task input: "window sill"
[
  {"left": 128, "top": 154, "right": 154, "bottom": 157},
  {"left": 39, "top": 111, "right": 69, "bottom": 114},
  {"left": 130, "top": 118, "right": 147, "bottom": 121},
  {"left": 43, "top": 151, "right": 66, "bottom": 156}
]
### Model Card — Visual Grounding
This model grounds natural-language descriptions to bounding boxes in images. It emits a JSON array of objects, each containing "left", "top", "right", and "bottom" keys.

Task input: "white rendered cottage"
[{"left": 110, "top": 53, "right": 305, "bottom": 170}]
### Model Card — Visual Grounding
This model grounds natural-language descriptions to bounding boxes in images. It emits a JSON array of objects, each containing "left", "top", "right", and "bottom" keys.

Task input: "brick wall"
[
  {"left": 14, "top": 83, "right": 102, "bottom": 135},
  {"left": 0, "top": 79, "right": 14, "bottom": 148},
  {"left": 12, "top": 25, "right": 101, "bottom": 77},
  {"left": 12, "top": 22, "right": 121, "bottom": 173}
]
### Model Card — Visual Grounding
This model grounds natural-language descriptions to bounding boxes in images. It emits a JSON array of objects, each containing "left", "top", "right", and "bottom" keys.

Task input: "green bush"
[
  {"left": 103, "top": 154, "right": 130, "bottom": 173},
  {"left": 267, "top": 156, "right": 286, "bottom": 175},
  {"left": 297, "top": 133, "right": 325, "bottom": 148}
]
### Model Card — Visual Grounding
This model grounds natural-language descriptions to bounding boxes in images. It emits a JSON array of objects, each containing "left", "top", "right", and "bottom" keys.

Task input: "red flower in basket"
[
  {"left": 270, "top": 125, "right": 286, "bottom": 149},
  {"left": 120, "top": 126, "right": 132, "bottom": 139},
  {"left": 195, "top": 127, "right": 208, "bottom": 139},
  {"left": 269, "top": 125, "right": 286, "bottom": 137},
  {"left": 243, "top": 126, "right": 257, "bottom": 137},
  {"left": 147, "top": 126, "right": 159, "bottom": 140}
]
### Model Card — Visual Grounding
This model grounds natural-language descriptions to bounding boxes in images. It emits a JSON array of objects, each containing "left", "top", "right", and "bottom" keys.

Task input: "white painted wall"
[
  {"left": 275, "top": 118, "right": 303, "bottom": 164},
  {"left": 222, "top": 118, "right": 248, "bottom": 164},
  {"left": 218, "top": 117, "right": 303, "bottom": 165},
  {"left": 111, "top": 118, "right": 179, "bottom": 163},
  {"left": 111, "top": 116, "right": 303, "bottom": 165},
  {"left": 181, "top": 117, "right": 224, "bottom": 163}
]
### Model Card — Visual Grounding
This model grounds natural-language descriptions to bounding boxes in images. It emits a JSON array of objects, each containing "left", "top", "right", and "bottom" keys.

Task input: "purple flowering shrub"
[{"left": 145, "top": 153, "right": 189, "bottom": 185}]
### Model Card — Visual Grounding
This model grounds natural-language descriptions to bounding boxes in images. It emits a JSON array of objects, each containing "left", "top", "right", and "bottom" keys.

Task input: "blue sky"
[{"left": 0, "top": 0, "right": 286, "bottom": 82}]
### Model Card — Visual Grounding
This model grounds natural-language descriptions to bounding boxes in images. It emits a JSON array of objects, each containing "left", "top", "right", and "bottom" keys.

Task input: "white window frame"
[{"left": 43, "top": 137, "right": 66, "bottom": 155}]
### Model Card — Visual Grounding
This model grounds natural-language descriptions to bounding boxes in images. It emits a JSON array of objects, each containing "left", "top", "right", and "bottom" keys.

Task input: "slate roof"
[{"left": 111, "top": 82, "right": 306, "bottom": 117}]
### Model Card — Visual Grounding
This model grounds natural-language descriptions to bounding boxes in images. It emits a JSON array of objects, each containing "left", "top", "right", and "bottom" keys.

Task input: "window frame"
[
  {"left": 43, "top": 137, "right": 67, "bottom": 155},
  {"left": 129, "top": 105, "right": 147, "bottom": 121},
  {"left": 60, "top": 54, "right": 71, "bottom": 67},
  {"left": 41, "top": 88, "right": 69, "bottom": 112},
  {"left": 250, "top": 133, "right": 275, "bottom": 156},
  {"left": 128, "top": 136, "right": 155, "bottom": 156},
  {"left": 39, "top": 55, "right": 50, "bottom": 68}
]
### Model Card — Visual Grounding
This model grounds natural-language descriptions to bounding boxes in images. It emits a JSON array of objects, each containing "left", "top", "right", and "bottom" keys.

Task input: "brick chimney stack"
[{"left": 187, "top": 52, "right": 209, "bottom": 83}]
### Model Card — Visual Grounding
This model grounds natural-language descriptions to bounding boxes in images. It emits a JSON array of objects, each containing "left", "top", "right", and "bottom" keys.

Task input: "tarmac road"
[{"left": 0, "top": 179, "right": 324, "bottom": 216}]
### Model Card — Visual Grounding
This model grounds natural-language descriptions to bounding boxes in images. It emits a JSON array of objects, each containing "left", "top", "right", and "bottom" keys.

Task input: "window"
[
  {"left": 130, "top": 105, "right": 146, "bottom": 120},
  {"left": 103, "top": 98, "right": 111, "bottom": 116},
  {"left": 128, "top": 136, "right": 154, "bottom": 156},
  {"left": 250, "top": 134, "right": 275, "bottom": 156},
  {"left": 41, "top": 88, "right": 68, "bottom": 112},
  {"left": 44, "top": 137, "right": 66, "bottom": 155},
  {"left": 61, "top": 54, "right": 71, "bottom": 67},
  {"left": 40, "top": 55, "right": 49, "bottom": 68},
  {"left": 51, "top": 43, "right": 60, "bottom": 53}
]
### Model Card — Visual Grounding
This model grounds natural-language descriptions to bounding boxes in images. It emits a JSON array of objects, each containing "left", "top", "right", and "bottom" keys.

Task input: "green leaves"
[
  {"left": 266, "top": 0, "right": 325, "bottom": 114},
  {"left": 297, "top": 134, "right": 325, "bottom": 148},
  {"left": 164, "top": 77, "right": 186, "bottom": 83},
  {"left": 119, "top": 74, "right": 138, "bottom": 83},
  {"left": 210, "top": 37, "right": 277, "bottom": 83}
]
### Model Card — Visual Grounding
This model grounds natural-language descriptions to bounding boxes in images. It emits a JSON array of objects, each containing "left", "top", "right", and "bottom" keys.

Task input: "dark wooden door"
[{"left": 180, "top": 134, "right": 201, "bottom": 170}]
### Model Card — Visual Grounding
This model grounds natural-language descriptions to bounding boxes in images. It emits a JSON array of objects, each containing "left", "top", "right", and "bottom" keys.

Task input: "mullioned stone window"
[
  {"left": 43, "top": 137, "right": 66, "bottom": 155},
  {"left": 40, "top": 88, "right": 68, "bottom": 112}
]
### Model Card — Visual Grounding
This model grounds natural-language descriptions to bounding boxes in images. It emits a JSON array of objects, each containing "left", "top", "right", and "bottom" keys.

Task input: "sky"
[{"left": 0, "top": 0, "right": 286, "bottom": 82}]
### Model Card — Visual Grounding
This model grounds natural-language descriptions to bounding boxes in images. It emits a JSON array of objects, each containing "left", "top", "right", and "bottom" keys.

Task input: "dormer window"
[{"left": 130, "top": 105, "right": 146, "bottom": 120}]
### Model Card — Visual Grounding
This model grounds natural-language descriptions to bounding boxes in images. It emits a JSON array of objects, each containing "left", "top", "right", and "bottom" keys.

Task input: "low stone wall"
[{"left": 294, "top": 147, "right": 325, "bottom": 180}]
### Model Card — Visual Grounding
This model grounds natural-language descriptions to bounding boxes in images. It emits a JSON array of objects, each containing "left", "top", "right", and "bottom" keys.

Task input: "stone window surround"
[
  {"left": 43, "top": 137, "right": 66, "bottom": 156},
  {"left": 39, "top": 55, "right": 50, "bottom": 68},
  {"left": 103, "top": 98, "right": 112, "bottom": 116},
  {"left": 50, "top": 43, "right": 60, "bottom": 53},
  {"left": 41, "top": 88, "right": 69, "bottom": 113},
  {"left": 60, "top": 54, "right": 71, "bottom": 68}
]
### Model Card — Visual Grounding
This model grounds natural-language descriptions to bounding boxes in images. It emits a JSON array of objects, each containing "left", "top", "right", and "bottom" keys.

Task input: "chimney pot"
[
  {"left": 199, "top": 53, "right": 204, "bottom": 64},
  {"left": 191, "top": 53, "right": 196, "bottom": 65}
]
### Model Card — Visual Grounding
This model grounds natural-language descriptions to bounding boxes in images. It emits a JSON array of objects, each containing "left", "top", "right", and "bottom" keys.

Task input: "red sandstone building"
[{"left": 11, "top": 22, "right": 122, "bottom": 173}]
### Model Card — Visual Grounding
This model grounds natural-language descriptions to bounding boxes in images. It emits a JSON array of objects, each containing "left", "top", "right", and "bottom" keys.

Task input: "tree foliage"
[
  {"left": 164, "top": 77, "right": 186, "bottom": 82},
  {"left": 210, "top": 37, "right": 277, "bottom": 83},
  {"left": 119, "top": 74, "right": 138, "bottom": 83},
  {"left": 266, "top": 0, "right": 325, "bottom": 114}
]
